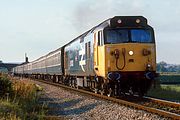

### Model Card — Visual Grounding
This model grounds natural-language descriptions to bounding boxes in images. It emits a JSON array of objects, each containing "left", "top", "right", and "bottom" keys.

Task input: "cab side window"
[{"left": 98, "top": 30, "right": 103, "bottom": 46}]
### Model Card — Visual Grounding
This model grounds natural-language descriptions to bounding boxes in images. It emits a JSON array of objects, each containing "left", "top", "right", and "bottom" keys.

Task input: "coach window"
[{"left": 98, "top": 30, "right": 103, "bottom": 46}]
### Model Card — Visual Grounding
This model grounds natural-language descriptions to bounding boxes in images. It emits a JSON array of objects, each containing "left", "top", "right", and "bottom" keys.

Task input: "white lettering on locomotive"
[{"left": 79, "top": 43, "right": 86, "bottom": 72}]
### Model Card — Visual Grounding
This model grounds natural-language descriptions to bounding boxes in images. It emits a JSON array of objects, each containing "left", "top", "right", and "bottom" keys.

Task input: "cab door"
[
  {"left": 94, "top": 30, "right": 104, "bottom": 76},
  {"left": 94, "top": 32, "right": 99, "bottom": 68}
]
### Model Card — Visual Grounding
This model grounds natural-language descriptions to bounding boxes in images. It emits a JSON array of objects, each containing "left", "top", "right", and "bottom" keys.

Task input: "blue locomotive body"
[{"left": 64, "top": 32, "right": 94, "bottom": 76}]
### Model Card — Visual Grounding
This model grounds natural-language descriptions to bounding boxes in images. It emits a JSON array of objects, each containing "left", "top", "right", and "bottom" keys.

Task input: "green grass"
[
  {"left": 0, "top": 100, "right": 21, "bottom": 120},
  {"left": 161, "top": 85, "right": 180, "bottom": 92},
  {"left": 147, "top": 84, "right": 180, "bottom": 102},
  {"left": 148, "top": 73, "right": 180, "bottom": 101},
  {"left": 0, "top": 74, "right": 47, "bottom": 120}
]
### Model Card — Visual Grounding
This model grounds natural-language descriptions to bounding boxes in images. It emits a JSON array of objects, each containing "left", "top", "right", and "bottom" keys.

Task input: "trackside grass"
[
  {"left": 147, "top": 84, "right": 180, "bottom": 102},
  {"left": 0, "top": 74, "right": 47, "bottom": 120},
  {"left": 161, "top": 84, "right": 180, "bottom": 92},
  {"left": 147, "top": 73, "right": 180, "bottom": 101}
]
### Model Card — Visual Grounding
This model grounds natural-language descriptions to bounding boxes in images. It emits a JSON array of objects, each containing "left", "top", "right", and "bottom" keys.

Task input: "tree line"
[{"left": 157, "top": 61, "right": 180, "bottom": 73}]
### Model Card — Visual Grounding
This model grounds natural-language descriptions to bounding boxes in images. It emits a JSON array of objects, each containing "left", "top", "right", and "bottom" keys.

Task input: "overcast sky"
[{"left": 0, "top": 0, "right": 180, "bottom": 64}]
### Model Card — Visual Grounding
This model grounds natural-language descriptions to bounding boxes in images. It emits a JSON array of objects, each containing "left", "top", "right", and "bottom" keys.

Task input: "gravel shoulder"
[{"left": 32, "top": 80, "right": 168, "bottom": 120}]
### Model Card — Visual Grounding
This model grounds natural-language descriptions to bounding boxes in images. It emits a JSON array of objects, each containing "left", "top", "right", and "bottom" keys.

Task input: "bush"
[
  {"left": 0, "top": 74, "right": 13, "bottom": 97},
  {"left": 159, "top": 74, "right": 180, "bottom": 84}
]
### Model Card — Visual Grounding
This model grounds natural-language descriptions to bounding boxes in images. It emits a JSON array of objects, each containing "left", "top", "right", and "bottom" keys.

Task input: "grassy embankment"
[
  {"left": 0, "top": 74, "right": 46, "bottom": 120},
  {"left": 147, "top": 74, "right": 180, "bottom": 102}
]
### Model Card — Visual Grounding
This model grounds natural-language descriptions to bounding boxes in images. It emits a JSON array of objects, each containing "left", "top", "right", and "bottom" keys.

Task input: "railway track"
[
  {"left": 142, "top": 97, "right": 180, "bottom": 115},
  {"left": 35, "top": 79, "right": 180, "bottom": 120}
]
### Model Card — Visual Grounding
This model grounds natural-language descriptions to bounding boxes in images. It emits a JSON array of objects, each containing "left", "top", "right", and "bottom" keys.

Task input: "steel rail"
[
  {"left": 144, "top": 96, "right": 180, "bottom": 108},
  {"left": 36, "top": 79, "right": 180, "bottom": 120}
]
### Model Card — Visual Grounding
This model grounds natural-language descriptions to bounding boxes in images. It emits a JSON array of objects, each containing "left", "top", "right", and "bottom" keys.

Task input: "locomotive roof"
[
  {"left": 63, "top": 16, "right": 148, "bottom": 47},
  {"left": 23, "top": 16, "right": 148, "bottom": 65}
]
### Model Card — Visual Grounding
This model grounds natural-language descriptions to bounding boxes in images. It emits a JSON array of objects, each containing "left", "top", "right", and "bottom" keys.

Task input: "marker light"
[
  {"left": 147, "top": 64, "right": 151, "bottom": 68},
  {"left": 136, "top": 19, "right": 141, "bottom": 23},
  {"left": 117, "top": 19, "right": 122, "bottom": 24},
  {"left": 129, "top": 51, "right": 134, "bottom": 56}
]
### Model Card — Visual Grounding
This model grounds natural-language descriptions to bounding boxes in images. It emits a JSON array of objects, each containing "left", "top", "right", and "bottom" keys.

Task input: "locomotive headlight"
[
  {"left": 117, "top": 19, "right": 122, "bottom": 24},
  {"left": 136, "top": 19, "right": 141, "bottom": 23},
  {"left": 129, "top": 51, "right": 134, "bottom": 56},
  {"left": 147, "top": 64, "right": 151, "bottom": 68}
]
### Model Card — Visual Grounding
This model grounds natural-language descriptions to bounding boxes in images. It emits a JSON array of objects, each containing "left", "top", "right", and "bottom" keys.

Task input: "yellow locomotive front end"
[
  {"left": 94, "top": 16, "right": 157, "bottom": 96},
  {"left": 105, "top": 43, "right": 156, "bottom": 75}
]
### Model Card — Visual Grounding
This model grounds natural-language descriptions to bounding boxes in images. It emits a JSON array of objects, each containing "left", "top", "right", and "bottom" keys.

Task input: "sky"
[{"left": 0, "top": 0, "right": 180, "bottom": 64}]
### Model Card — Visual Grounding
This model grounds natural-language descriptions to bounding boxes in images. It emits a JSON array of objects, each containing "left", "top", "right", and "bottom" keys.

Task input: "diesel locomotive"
[{"left": 13, "top": 16, "right": 157, "bottom": 96}]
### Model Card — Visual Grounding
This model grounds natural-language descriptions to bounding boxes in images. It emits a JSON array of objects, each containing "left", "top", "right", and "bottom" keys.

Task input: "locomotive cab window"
[
  {"left": 131, "top": 29, "right": 152, "bottom": 43},
  {"left": 105, "top": 29, "right": 129, "bottom": 44},
  {"left": 104, "top": 28, "right": 154, "bottom": 44}
]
